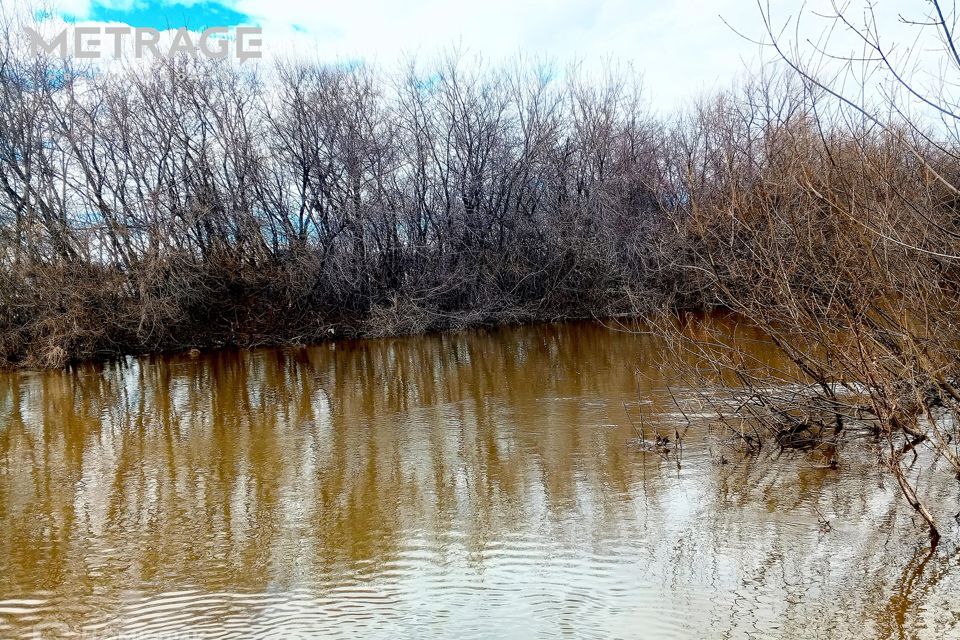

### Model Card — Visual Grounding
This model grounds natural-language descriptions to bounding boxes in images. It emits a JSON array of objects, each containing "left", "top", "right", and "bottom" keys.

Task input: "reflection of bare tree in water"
[
  {"left": 880, "top": 543, "right": 960, "bottom": 639},
  {"left": 1, "top": 324, "right": 959, "bottom": 637}
]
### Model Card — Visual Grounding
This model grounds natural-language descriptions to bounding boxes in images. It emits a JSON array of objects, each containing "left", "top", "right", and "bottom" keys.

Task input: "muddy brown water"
[{"left": 0, "top": 321, "right": 958, "bottom": 639}]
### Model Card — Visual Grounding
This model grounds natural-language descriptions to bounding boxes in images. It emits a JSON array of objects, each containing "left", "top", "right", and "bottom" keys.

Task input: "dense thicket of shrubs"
[
  {"left": 0, "top": 41, "right": 957, "bottom": 385},
  {"left": 645, "top": 0, "right": 960, "bottom": 541},
  {"left": 658, "top": 84, "right": 960, "bottom": 540},
  {"left": 0, "top": 50, "right": 684, "bottom": 367}
]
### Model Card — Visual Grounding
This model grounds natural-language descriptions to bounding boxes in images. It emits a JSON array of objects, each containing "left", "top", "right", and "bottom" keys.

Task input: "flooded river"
[{"left": 0, "top": 322, "right": 958, "bottom": 639}]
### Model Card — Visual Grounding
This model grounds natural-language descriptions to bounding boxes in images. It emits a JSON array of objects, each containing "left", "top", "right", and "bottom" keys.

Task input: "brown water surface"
[{"left": 0, "top": 321, "right": 958, "bottom": 639}]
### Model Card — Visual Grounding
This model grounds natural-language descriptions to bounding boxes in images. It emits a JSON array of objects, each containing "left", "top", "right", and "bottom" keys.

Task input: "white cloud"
[
  {"left": 8, "top": 0, "right": 956, "bottom": 112},
  {"left": 204, "top": 0, "right": 766, "bottom": 110}
]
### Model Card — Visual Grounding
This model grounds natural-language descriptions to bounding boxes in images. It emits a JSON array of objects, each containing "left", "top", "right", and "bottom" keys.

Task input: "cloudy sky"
[{"left": 10, "top": 0, "right": 939, "bottom": 111}]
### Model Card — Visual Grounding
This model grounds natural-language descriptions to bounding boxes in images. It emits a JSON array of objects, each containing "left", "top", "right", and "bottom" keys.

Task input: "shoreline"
[{"left": 2, "top": 307, "right": 662, "bottom": 372}]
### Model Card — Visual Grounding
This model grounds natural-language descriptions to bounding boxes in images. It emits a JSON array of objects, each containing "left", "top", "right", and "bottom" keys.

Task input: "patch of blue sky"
[
  {"left": 414, "top": 72, "right": 441, "bottom": 93},
  {"left": 16, "top": 66, "right": 83, "bottom": 94},
  {"left": 334, "top": 58, "right": 364, "bottom": 72},
  {"left": 535, "top": 65, "right": 555, "bottom": 85},
  {"left": 64, "top": 1, "right": 255, "bottom": 30}
]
